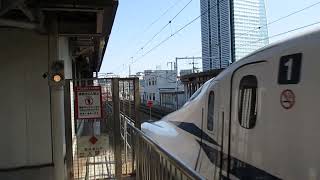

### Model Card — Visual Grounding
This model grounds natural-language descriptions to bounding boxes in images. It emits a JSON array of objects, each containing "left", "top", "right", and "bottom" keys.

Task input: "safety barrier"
[
  {"left": 65, "top": 77, "right": 204, "bottom": 179},
  {"left": 120, "top": 113, "right": 205, "bottom": 180}
]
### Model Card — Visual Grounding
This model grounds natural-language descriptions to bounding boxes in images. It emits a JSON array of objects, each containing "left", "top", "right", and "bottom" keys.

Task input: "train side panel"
[{"left": 225, "top": 32, "right": 320, "bottom": 179}]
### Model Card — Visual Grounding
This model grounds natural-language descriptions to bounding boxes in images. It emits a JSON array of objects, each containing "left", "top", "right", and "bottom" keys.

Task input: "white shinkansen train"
[{"left": 142, "top": 29, "right": 320, "bottom": 180}]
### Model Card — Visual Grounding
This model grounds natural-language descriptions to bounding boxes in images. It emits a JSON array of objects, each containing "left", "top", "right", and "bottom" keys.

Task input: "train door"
[
  {"left": 198, "top": 82, "right": 224, "bottom": 179},
  {"left": 227, "top": 61, "right": 268, "bottom": 179}
]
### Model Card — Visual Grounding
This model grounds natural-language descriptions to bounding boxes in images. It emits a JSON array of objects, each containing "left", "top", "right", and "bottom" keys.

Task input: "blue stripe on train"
[
  {"left": 197, "top": 140, "right": 281, "bottom": 180},
  {"left": 170, "top": 121, "right": 219, "bottom": 146},
  {"left": 170, "top": 121, "right": 281, "bottom": 180}
]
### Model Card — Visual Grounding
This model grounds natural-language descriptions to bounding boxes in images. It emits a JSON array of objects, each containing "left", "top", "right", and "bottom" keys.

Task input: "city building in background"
[
  {"left": 159, "top": 88, "right": 185, "bottom": 110},
  {"left": 142, "top": 70, "right": 177, "bottom": 105},
  {"left": 200, "top": 0, "right": 269, "bottom": 71},
  {"left": 180, "top": 69, "right": 193, "bottom": 77}
]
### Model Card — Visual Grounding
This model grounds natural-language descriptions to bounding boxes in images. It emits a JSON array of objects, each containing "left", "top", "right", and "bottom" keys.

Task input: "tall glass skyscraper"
[{"left": 200, "top": 0, "right": 269, "bottom": 71}]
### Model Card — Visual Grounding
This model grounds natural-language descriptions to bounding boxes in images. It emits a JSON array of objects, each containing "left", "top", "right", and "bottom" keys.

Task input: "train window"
[
  {"left": 207, "top": 91, "right": 215, "bottom": 131},
  {"left": 238, "top": 75, "right": 258, "bottom": 129}
]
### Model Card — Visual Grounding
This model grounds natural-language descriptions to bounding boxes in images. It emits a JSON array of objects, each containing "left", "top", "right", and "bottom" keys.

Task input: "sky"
[{"left": 100, "top": 0, "right": 320, "bottom": 76}]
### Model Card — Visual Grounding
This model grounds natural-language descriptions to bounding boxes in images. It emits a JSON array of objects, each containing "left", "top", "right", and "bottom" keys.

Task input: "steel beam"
[
  {"left": 0, "top": 0, "right": 25, "bottom": 16},
  {"left": 17, "top": 3, "right": 35, "bottom": 21},
  {"left": 0, "top": 18, "right": 39, "bottom": 29},
  {"left": 41, "top": 7, "right": 103, "bottom": 12}
]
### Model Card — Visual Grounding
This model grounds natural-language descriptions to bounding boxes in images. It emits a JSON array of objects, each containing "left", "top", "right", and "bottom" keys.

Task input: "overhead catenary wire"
[
  {"left": 124, "top": 22, "right": 320, "bottom": 77},
  {"left": 237, "top": 21, "right": 320, "bottom": 50},
  {"left": 133, "top": 0, "right": 194, "bottom": 56},
  {"left": 132, "top": 0, "right": 320, "bottom": 65},
  {"left": 110, "top": 0, "right": 184, "bottom": 73},
  {"left": 235, "top": 0, "right": 320, "bottom": 38},
  {"left": 131, "top": 0, "right": 227, "bottom": 65},
  {"left": 114, "top": 0, "right": 193, "bottom": 75},
  {"left": 119, "top": 0, "right": 320, "bottom": 76},
  {"left": 136, "top": 21, "right": 320, "bottom": 71},
  {"left": 143, "top": 0, "right": 184, "bottom": 33}
]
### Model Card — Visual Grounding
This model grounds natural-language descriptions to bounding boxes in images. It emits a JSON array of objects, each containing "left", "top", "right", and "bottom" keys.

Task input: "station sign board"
[{"left": 75, "top": 86, "right": 102, "bottom": 119}]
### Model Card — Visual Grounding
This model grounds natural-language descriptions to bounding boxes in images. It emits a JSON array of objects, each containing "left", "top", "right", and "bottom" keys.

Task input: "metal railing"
[
  {"left": 65, "top": 77, "right": 204, "bottom": 179},
  {"left": 120, "top": 113, "right": 205, "bottom": 180},
  {"left": 65, "top": 77, "right": 140, "bottom": 179}
]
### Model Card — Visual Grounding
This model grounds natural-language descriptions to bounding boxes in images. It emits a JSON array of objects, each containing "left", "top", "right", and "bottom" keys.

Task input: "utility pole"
[
  {"left": 173, "top": 56, "right": 201, "bottom": 110},
  {"left": 175, "top": 57, "right": 178, "bottom": 110},
  {"left": 189, "top": 57, "right": 199, "bottom": 73},
  {"left": 167, "top": 61, "right": 174, "bottom": 70},
  {"left": 129, "top": 57, "right": 133, "bottom": 77},
  {"left": 129, "top": 64, "right": 131, "bottom": 77}
]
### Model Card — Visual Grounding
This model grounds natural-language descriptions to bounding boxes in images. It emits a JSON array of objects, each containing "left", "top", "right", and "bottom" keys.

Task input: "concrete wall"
[
  {"left": 0, "top": 29, "right": 52, "bottom": 168},
  {"left": 0, "top": 29, "right": 73, "bottom": 180}
]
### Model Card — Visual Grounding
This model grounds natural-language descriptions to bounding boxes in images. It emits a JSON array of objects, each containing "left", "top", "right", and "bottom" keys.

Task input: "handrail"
[{"left": 125, "top": 119, "right": 205, "bottom": 180}]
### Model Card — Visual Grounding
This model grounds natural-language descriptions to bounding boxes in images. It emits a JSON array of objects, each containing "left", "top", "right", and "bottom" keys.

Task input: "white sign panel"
[
  {"left": 75, "top": 86, "right": 102, "bottom": 119},
  {"left": 77, "top": 135, "right": 109, "bottom": 157}
]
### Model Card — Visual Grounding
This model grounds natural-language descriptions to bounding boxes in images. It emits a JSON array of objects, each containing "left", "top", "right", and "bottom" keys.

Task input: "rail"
[{"left": 120, "top": 113, "right": 205, "bottom": 180}]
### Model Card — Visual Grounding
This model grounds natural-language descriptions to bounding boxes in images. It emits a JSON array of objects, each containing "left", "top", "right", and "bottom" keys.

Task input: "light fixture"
[{"left": 53, "top": 74, "right": 62, "bottom": 82}]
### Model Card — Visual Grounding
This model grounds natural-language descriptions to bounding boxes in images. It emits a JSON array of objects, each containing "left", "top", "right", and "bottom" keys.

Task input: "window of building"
[
  {"left": 152, "top": 78, "right": 155, "bottom": 86},
  {"left": 149, "top": 80, "right": 151, "bottom": 86},
  {"left": 153, "top": 93, "right": 155, "bottom": 101},
  {"left": 207, "top": 91, "right": 214, "bottom": 131},
  {"left": 238, "top": 75, "right": 258, "bottom": 129}
]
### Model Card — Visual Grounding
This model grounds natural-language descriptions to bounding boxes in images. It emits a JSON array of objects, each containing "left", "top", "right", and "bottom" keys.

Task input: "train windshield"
[
  {"left": 189, "top": 86, "right": 204, "bottom": 101},
  {"left": 188, "top": 79, "right": 214, "bottom": 102}
]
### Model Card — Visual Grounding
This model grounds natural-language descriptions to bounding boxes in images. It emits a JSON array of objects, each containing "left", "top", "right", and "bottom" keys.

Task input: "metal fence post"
[
  {"left": 134, "top": 78, "right": 141, "bottom": 129},
  {"left": 112, "top": 78, "right": 122, "bottom": 178}
]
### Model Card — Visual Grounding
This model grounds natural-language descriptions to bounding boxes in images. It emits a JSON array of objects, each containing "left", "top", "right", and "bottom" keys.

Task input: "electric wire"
[
  {"left": 131, "top": 0, "right": 227, "bottom": 64},
  {"left": 132, "top": 0, "right": 320, "bottom": 65},
  {"left": 122, "top": 21, "right": 320, "bottom": 76},
  {"left": 237, "top": 21, "right": 320, "bottom": 51},
  {"left": 110, "top": 0, "right": 183, "bottom": 73},
  {"left": 134, "top": 0, "right": 194, "bottom": 56},
  {"left": 120, "top": 1, "right": 320, "bottom": 75},
  {"left": 235, "top": 1, "right": 320, "bottom": 38},
  {"left": 113, "top": 0, "right": 194, "bottom": 74},
  {"left": 143, "top": 0, "right": 183, "bottom": 33}
]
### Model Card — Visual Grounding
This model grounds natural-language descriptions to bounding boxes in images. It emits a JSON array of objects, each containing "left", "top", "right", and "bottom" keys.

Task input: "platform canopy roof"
[{"left": 0, "top": 0, "right": 118, "bottom": 71}]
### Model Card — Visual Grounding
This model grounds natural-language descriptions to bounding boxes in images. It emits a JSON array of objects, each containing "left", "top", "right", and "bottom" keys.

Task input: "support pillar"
[
  {"left": 50, "top": 87, "right": 66, "bottom": 180},
  {"left": 112, "top": 78, "right": 122, "bottom": 178},
  {"left": 64, "top": 80, "right": 73, "bottom": 180},
  {"left": 48, "top": 16, "right": 66, "bottom": 180}
]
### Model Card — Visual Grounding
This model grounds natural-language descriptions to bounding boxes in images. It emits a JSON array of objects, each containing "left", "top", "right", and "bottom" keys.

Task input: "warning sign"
[
  {"left": 77, "top": 135, "right": 109, "bottom": 157},
  {"left": 280, "top": 89, "right": 295, "bottom": 109},
  {"left": 147, "top": 100, "right": 153, "bottom": 108},
  {"left": 75, "top": 86, "right": 102, "bottom": 119}
]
